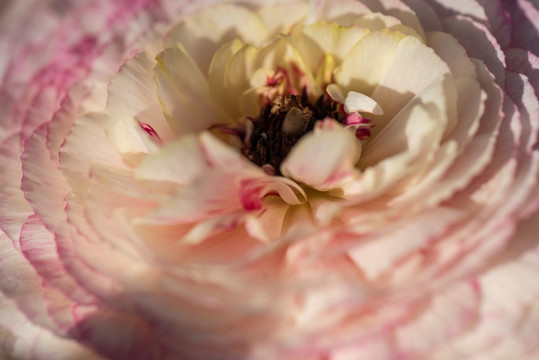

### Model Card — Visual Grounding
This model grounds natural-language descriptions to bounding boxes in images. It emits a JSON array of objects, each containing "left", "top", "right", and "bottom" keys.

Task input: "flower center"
[{"left": 242, "top": 90, "right": 341, "bottom": 175}]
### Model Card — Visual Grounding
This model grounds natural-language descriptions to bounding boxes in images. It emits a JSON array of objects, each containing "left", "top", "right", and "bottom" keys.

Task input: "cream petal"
[
  {"left": 427, "top": 32, "right": 477, "bottom": 79},
  {"left": 0, "top": 137, "right": 33, "bottom": 243},
  {"left": 245, "top": 196, "right": 290, "bottom": 242},
  {"left": 299, "top": 21, "right": 370, "bottom": 71},
  {"left": 104, "top": 51, "right": 172, "bottom": 144},
  {"left": 370, "top": 35, "right": 450, "bottom": 128},
  {"left": 305, "top": 0, "right": 370, "bottom": 25},
  {"left": 103, "top": 116, "right": 159, "bottom": 159},
  {"left": 199, "top": 131, "right": 254, "bottom": 170},
  {"left": 21, "top": 125, "right": 73, "bottom": 229},
  {"left": 256, "top": 34, "right": 318, "bottom": 95},
  {"left": 506, "top": 71, "right": 539, "bottom": 153},
  {"left": 154, "top": 43, "right": 216, "bottom": 134},
  {"left": 222, "top": 44, "right": 259, "bottom": 119},
  {"left": 400, "top": 0, "right": 442, "bottom": 31},
  {"left": 144, "top": 169, "right": 243, "bottom": 225},
  {"left": 18, "top": 215, "right": 96, "bottom": 304},
  {"left": 281, "top": 120, "right": 360, "bottom": 191},
  {"left": 329, "top": 337, "right": 395, "bottom": 360},
  {"left": 181, "top": 214, "right": 246, "bottom": 245},
  {"left": 430, "top": 0, "right": 488, "bottom": 21},
  {"left": 361, "top": 75, "right": 452, "bottom": 167},
  {"left": 212, "top": 34, "right": 318, "bottom": 119},
  {"left": 208, "top": 39, "right": 245, "bottom": 121},
  {"left": 344, "top": 91, "right": 384, "bottom": 115},
  {"left": 256, "top": 2, "right": 309, "bottom": 37},
  {"left": 440, "top": 238, "right": 539, "bottom": 359},
  {"left": 104, "top": 53, "right": 164, "bottom": 158},
  {"left": 335, "top": 30, "right": 405, "bottom": 96},
  {"left": 450, "top": 76, "right": 485, "bottom": 149},
  {"left": 259, "top": 177, "right": 307, "bottom": 205},
  {"left": 507, "top": 0, "right": 539, "bottom": 54},
  {"left": 166, "top": 4, "right": 269, "bottom": 74},
  {"left": 386, "top": 61, "right": 493, "bottom": 214},
  {"left": 441, "top": 16, "right": 506, "bottom": 87},
  {"left": 376, "top": 0, "right": 426, "bottom": 39},
  {"left": 348, "top": 206, "right": 463, "bottom": 280},
  {"left": 84, "top": 168, "right": 160, "bottom": 257},
  {"left": 0, "top": 288, "right": 101, "bottom": 360},
  {"left": 314, "top": 53, "right": 336, "bottom": 88},
  {"left": 0, "top": 229, "right": 70, "bottom": 336},
  {"left": 326, "top": 83, "right": 346, "bottom": 103},
  {"left": 239, "top": 87, "right": 268, "bottom": 118},
  {"left": 351, "top": 102, "right": 442, "bottom": 199},
  {"left": 61, "top": 113, "right": 127, "bottom": 205},
  {"left": 135, "top": 135, "right": 207, "bottom": 185},
  {"left": 395, "top": 281, "right": 480, "bottom": 358},
  {"left": 352, "top": 12, "right": 424, "bottom": 41},
  {"left": 505, "top": 48, "right": 539, "bottom": 95}
]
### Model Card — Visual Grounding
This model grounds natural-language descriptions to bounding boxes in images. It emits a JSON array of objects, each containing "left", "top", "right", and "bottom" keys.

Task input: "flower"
[{"left": 1, "top": 0, "right": 538, "bottom": 359}]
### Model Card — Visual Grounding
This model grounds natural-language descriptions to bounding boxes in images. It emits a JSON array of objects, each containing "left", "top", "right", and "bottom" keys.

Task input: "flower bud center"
[{"left": 242, "top": 91, "right": 341, "bottom": 174}]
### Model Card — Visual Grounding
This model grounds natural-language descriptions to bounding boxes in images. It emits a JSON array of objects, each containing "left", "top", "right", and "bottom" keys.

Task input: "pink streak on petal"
[{"left": 138, "top": 121, "right": 162, "bottom": 142}]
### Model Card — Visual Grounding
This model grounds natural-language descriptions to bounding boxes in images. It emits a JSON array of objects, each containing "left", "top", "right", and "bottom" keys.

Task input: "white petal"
[{"left": 344, "top": 91, "right": 383, "bottom": 115}]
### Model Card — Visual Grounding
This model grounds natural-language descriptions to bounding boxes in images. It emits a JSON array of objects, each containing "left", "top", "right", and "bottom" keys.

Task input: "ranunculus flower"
[{"left": 1, "top": 0, "right": 538, "bottom": 359}]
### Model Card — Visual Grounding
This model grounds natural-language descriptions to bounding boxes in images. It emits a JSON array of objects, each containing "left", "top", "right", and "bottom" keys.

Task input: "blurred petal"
[{"left": 282, "top": 120, "right": 360, "bottom": 191}]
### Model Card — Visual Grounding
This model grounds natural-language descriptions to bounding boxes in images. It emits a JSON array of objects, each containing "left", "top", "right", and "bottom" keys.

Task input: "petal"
[
  {"left": 144, "top": 168, "right": 243, "bottom": 224},
  {"left": 104, "top": 51, "right": 172, "bottom": 143},
  {"left": 427, "top": 32, "right": 476, "bottom": 80},
  {"left": 305, "top": 0, "right": 370, "bottom": 25},
  {"left": 441, "top": 16, "right": 506, "bottom": 86},
  {"left": 395, "top": 281, "right": 480, "bottom": 358},
  {"left": 344, "top": 91, "right": 384, "bottom": 115},
  {"left": 135, "top": 134, "right": 207, "bottom": 185},
  {"left": 335, "top": 29, "right": 406, "bottom": 96},
  {"left": 350, "top": 101, "right": 444, "bottom": 199},
  {"left": 0, "top": 291, "right": 102, "bottom": 360},
  {"left": 199, "top": 132, "right": 253, "bottom": 170},
  {"left": 154, "top": 43, "right": 216, "bottom": 134},
  {"left": 104, "top": 52, "right": 166, "bottom": 157},
  {"left": 61, "top": 112, "right": 127, "bottom": 204},
  {"left": 166, "top": 4, "right": 269, "bottom": 73},
  {"left": 281, "top": 120, "right": 360, "bottom": 191},
  {"left": 208, "top": 39, "right": 245, "bottom": 120},
  {"left": 360, "top": 75, "right": 454, "bottom": 167},
  {"left": 369, "top": 34, "right": 450, "bottom": 128},
  {"left": 245, "top": 196, "right": 290, "bottom": 242},
  {"left": 505, "top": 0, "right": 539, "bottom": 55},
  {"left": 298, "top": 21, "right": 370, "bottom": 71},
  {"left": 257, "top": 2, "right": 309, "bottom": 37}
]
